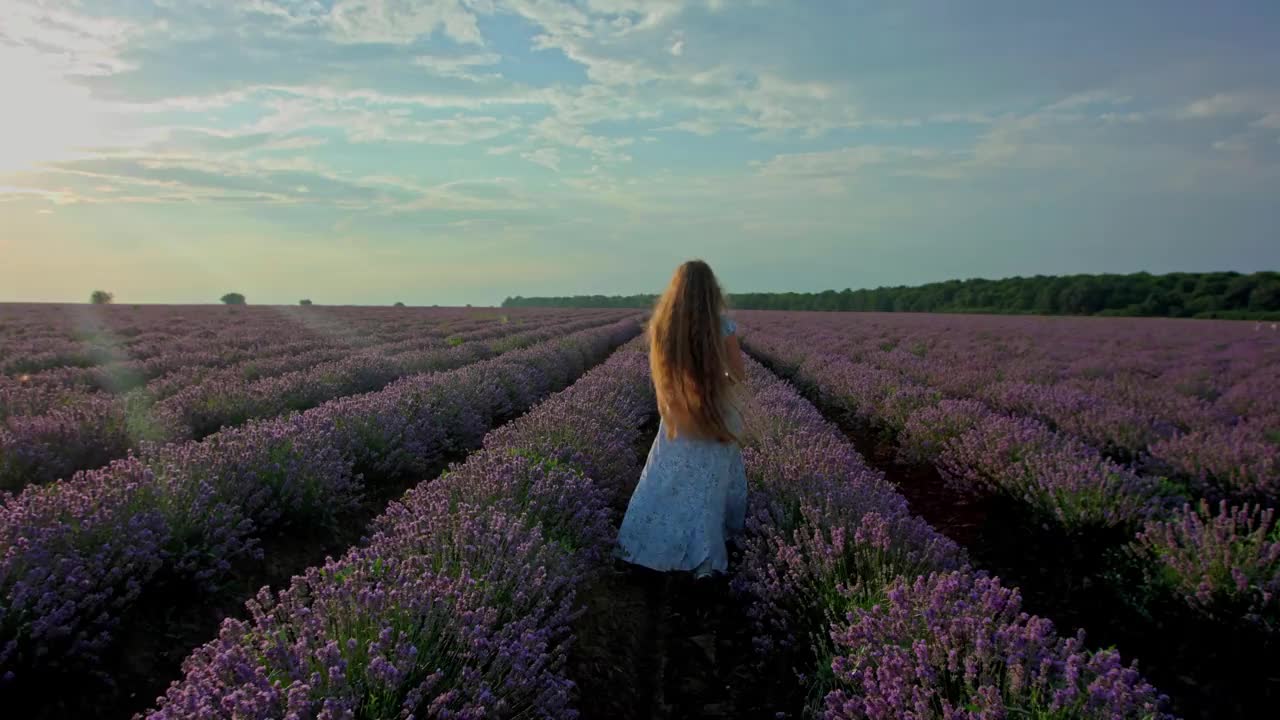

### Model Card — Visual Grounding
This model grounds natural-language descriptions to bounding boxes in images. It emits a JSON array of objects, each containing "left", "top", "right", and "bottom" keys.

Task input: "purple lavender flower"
[
  {"left": 824, "top": 571, "right": 1174, "bottom": 720},
  {"left": 1129, "top": 500, "right": 1280, "bottom": 629}
]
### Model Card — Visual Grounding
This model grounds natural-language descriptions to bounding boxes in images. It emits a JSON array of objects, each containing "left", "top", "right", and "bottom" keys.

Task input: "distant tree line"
[{"left": 502, "top": 271, "right": 1280, "bottom": 319}]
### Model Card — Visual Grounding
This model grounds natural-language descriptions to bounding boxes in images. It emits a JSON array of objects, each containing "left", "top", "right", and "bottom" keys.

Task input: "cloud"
[
  {"left": 1099, "top": 112, "right": 1147, "bottom": 124},
  {"left": 1177, "top": 93, "right": 1280, "bottom": 120},
  {"left": 329, "top": 0, "right": 484, "bottom": 45},
  {"left": 1253, "top": 113, "right": 1280, "bottom": 130},
  {"left": 8, "top": 153, "right": 411, "bottom": 208},
  {"left": 344, "top": 112, "right": 520, "bottom": 145},
  {"left": 233, "top": 90, "right": 527, "bottom": 145},
  {"left": 155, "top": 129, "right": 329, "bottom": 154},
  {"left": 389, "top": 177, "right": 539, "bottom": 212},
  {"left": 521, "top": 147, "right": 561, "bottom": 171},
  {"left": 532, "top": 115, "right": 633, "bottom": 162},
  {"left": 1212, "top": 136, "right": 1251, "bottom": 154},
  {"left": 751, "top": 146, "right": 950, "bottom": 191},
  {"left": 1045, "top": 90, "right": 1131, "bottom": 112},
  {"left": 413, "top": 51, "right": 503, "bottom": 80},
  {"left": 0, "top": 1, "right": 143, "bottom": 77},
  {"left": 753, "top": 146, "right": 893, "bottom": 178},
  {"left": 657, "top": 118, "right": 717, "bottom": 136}
]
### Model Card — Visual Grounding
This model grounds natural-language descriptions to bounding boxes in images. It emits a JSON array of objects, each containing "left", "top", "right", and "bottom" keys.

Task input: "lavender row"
[
  {"left": 742, "top": 325, "right": 1280, "bottom": 646},
  {"left": 735, "top": 311, "right": 1279, "bottom": 418},
  {"left": 731, "top": 357, "right": 1174, "bottom": 718},
  {"left": 746, "top": 328, "right": 1177, "bottom": 527},
  {"left": 0, "top": 308, "right": 586, "bottom": 397},
  {"left": 0, "top": 311, "right": 593, "bottom": 424},
  {"left": 0, "top": 305, "right": 602, "bottom": 381},
  {"left": 148, "top": 313, "right": 614, "bottom": 440},
  {"left": 0, "top": 319, "right": 641, "bottom": 691},
  {"left": 144, "top": 342, "right": 657, "bottom": 719},
  {"left": 0, "top": 305, "right": 449, "bottom": 375},
  {"left": 770, "top": 319, "right": 1279, "bottom": 512},
  {"left": 738, "top": 312, "right": 1279, "bottom": 491},
  {"left": 0, "top": 314, "right": 630, "bottom": 491}
]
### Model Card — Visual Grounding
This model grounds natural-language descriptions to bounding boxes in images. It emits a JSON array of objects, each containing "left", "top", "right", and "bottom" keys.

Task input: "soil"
[
  {"left": 571, "top": 560, "right": 782, "bottom": 720},
  {"left": 838, "top": 424, "right": 993, "bottom": 549}
]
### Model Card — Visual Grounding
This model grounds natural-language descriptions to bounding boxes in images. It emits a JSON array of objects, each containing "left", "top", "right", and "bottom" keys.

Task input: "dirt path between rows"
[
  {"left": 836, "top": 424, "right": 993, "bottom": 549},
  {"left": 571, "top": 561, "right": 766, "bottom": 720},
  {"left": 570, "top": 412, "right": 775, "bottom": 719}
]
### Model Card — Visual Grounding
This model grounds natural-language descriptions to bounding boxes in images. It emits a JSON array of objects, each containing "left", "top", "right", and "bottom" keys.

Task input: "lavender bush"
[
  {"left": 1147, "top": 420, "right": 1280, "bottom": 504},
  {"left": 896, "top": 399, "right": 993, "bottom": 465},
  {"left": 824, "top": 571, "right": 1173, "bottom": 720},
  {"left": 938, "top": 412, "right": 1170, "bottom": 531},
  {"left": 0, "top": 458, "right": 168, "bottom": 675},
  {"left": 730, "top": 358, "right": 965, "bottom": 705},
  {"left": 1128, "top": 500, "right": 1280, "bottom": 630}
]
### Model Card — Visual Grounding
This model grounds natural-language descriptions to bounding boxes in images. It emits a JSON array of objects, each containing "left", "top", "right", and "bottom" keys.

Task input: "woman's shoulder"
[{"left": 720, "top": 314, "right": 737, "bottom": 337}]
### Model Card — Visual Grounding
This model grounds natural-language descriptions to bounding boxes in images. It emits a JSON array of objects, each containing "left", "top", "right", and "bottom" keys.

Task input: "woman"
[{"left": 616, "top": 259, "right": 748, "bottom": 578}]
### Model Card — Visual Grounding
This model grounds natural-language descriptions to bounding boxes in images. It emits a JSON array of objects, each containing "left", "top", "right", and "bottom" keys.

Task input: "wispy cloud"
[
  {"left": 1178, "top": 93, "right": 1265, "bottom": 119},
  {"left": 413, "top": 51, "right": 503, "bottom": 80},
  {"left": 329, "top": 0, "right": 485, "bottom": 45},
  {"left": 521, "top": 147, "right": 561, "bottom": 171}
]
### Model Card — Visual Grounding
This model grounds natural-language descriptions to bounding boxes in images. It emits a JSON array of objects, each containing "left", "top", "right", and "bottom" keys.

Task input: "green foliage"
[
  {"left": 89, "top": 290, "right": 114, "bottom": 305},
  {"left": 393, "top": 301, "right": 405, "bottom": 307},
  {"left": 220, "top": 292, "right": 246, "bottom": 305},
  {"left": 299, "top": 299, "right": 313, "bottom": 306},
  {"left": 501, "top": 271, "right": 1280, "bottom": 319}
]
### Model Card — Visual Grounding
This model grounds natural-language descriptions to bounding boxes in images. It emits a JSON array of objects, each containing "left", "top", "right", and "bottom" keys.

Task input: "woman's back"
[{"left": 616, "top": 262, "right": 748, "bottom": 577}]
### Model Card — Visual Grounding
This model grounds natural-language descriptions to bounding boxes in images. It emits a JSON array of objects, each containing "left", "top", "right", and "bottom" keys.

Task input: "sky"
[{"left": 1, "top": 0, "right": 1278, "bottom": 306}]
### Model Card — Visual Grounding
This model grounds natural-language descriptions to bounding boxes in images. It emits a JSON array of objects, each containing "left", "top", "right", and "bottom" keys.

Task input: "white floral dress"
[{"left": 616, "top": 316, "right": 748, "bottom": 577}]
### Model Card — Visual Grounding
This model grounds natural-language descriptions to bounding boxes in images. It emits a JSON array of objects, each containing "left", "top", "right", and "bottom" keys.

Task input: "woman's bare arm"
[{"left": 724, "top": 333, "right": 747, "bottom": 383}]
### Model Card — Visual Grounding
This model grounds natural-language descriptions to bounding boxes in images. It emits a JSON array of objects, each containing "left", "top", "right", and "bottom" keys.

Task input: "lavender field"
[{"left": 2, "top": 304, "right": 1274, "bottom": 719}]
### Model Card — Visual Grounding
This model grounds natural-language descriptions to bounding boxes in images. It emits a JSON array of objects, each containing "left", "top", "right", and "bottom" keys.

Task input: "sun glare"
[{"left": 0, "top": 46, "right": 110, "bottom": 175}]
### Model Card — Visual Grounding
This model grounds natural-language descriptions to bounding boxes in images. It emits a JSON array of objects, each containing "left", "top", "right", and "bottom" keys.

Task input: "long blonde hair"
[{"left": 649, "top": 260, "right": 738, "bottom": 443}]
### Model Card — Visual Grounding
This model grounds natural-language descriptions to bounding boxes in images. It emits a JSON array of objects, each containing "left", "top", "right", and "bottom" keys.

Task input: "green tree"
[
  {"left": 1249, "top": 280, "right": 1280, "bottom": 312},
  {"left": 394, "top": 301, "right": 406, "bottom": 307},
  {"left": 89, "top": 290, "right": 114, "bottom": 305},
  {"left": 499, "top": 271, "right": 1280, "bottom": 319},
  {"left": 1222, "top": 275, "right": 1258, "bottom": 309},
  {"left": 299, "top": 299, "right": 313, "bottom": 306},
  {"left": 220, "top": 293, "right": 246, "bottom": 305}
]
